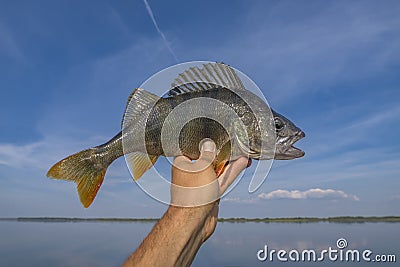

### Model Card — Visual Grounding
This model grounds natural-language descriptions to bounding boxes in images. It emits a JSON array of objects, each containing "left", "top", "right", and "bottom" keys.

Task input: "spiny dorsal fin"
[
  {"left": 169, "top": 62, "right": 246, "bottom": 96},
  {"left": 168, "top": 82, "right": 225, "bottom": 97},
  {"left": 122, "top": 88, "right": 160, "bottom": 128}
]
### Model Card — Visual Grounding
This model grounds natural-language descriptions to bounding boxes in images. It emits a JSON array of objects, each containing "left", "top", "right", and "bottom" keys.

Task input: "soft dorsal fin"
[
  {"left": 122, "top": 88, "right": 160, "bottom": 128},
  {"left": 169, "top": 62, "right": 246, "bottom": 96}
]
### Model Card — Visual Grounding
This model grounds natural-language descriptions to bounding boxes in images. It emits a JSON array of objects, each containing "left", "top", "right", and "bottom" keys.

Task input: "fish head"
[
  {"left": 272, "top": 110, "right": 305, "bottom": 160},
  {"left": 234, "top": 93, "right": 305, "bottom": 161}
]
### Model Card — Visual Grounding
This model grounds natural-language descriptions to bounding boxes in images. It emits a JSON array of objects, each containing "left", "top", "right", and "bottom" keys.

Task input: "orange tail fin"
[{"left": 47, "top": 148, "right": 108, "bottom": 208}]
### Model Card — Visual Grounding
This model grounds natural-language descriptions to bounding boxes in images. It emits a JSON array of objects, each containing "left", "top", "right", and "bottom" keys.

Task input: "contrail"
[{"left": 143, "top": 0, "right": 179, "bottom": 62}]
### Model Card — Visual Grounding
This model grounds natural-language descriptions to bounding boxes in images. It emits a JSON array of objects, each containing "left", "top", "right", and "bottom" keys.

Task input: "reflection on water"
[
  {"left": 0, "top": 221, "right": 398, "bottom": 266},
  {"left": 194, "top": 222, "right": 399, "bottom": 266}
]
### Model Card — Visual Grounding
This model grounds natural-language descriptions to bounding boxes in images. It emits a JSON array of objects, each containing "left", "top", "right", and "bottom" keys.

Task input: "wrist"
[{"left": 167, "top": 201, "right": 216, "bottom": 220}]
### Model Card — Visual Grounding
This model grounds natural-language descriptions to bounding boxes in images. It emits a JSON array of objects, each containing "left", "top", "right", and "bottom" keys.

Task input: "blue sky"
[{"left": 0, "top": 0, "right": 399, "bottom": 218}]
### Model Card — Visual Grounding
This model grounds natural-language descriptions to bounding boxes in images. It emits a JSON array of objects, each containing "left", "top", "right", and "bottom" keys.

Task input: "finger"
[
  {"left": 173, "top": 154, "right": 191, "bottom": 166},
  {"left": 218, "top": 157, "right": 249, "bottom": 194},
  {"left": 189, "top": 139, "right": 216, "bottom": 173},
  {"left": 172, "top": 140, "right": 216, "bottom": 173},
  {"left": 198, "top": 139, "right": 216, "bottom": 164},
  {"left": 172, "top": 154, "right": 193, "bottom": 173}
]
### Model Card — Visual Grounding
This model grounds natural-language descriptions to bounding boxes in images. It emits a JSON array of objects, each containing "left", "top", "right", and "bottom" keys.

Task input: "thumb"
[
  {"left": 172, "top": 139, "right": 216, "bottom": 174},
  {"left": 199, "top": 139, "right": 216, "bottom": 165}
]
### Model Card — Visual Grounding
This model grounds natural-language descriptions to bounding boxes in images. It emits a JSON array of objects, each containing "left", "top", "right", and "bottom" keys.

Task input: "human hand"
[
  {"left": 171, "top": 139, "right": 250, "bottom": 206},
  {"left": 171, "top": 140, "right": 250, "bottom": 240},
  {"left": 122, "top": 140, "right": 250, "bottom": 267}
]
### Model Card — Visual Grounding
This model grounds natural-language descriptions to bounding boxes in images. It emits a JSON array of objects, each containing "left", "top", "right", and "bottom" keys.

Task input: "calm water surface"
[{"left": 0, "top": 221, "right": 398, "bottom": 266}]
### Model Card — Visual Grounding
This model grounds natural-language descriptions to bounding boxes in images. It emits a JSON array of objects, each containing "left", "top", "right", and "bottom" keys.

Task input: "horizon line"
[{"left": 1, "top": 216, "right": 399, "bottom": 223}]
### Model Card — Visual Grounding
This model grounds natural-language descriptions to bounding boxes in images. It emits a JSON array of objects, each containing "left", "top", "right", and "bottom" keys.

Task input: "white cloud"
[
  {"left": 345, "top": 105, "right": 400, "bottom": 130},
  {"left": 0, "top": 135, "right": 107, "bottom": 170},
  {"left": 0, "top": 141, "right": 44, "bottom": 168},
  {"left": 258, "top": 188, "right": 360, "bottom": 201},
  {"left": 186, "top": 1, "right": 400, "bottom": 105},
  {"left": 0, "top": 20, "right": 25, "bottom": 63},
  {"left": 221, "top": 197, "right": 257, "bottom": 204},
  {"left": 392, "top": 194, "right": 400, "bottom": 200}
]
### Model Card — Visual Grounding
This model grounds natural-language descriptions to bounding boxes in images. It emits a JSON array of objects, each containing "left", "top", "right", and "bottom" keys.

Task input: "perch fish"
[{"left": 47, "top": 63, "right": 305, "bottom": 207}]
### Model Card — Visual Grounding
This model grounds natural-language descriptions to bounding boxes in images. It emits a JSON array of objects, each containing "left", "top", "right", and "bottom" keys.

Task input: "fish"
[{"left": 47, "top": 63, "right": 305, "bottom": 208}]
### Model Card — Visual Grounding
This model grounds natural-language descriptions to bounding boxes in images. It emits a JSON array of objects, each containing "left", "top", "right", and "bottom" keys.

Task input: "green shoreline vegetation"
[{"left": 0, "top": 216, "right": 399, "bottom": 223}]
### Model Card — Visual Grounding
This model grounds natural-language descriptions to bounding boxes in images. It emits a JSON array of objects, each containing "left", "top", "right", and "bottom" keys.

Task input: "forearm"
[
  {"left": 123, "top": 203, "right": 216, "bottom": 267},
  {"left": 122, "top": 142, "right": 247, "bottom": 267}
]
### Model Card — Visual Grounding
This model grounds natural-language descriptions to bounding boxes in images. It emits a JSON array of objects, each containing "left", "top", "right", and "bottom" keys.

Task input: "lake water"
[{"left": 0, "top": 220, "right": 398, "bottom": 266}]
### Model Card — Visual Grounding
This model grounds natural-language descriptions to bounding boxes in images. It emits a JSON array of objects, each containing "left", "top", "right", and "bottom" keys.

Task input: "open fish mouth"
[{"left": 275, "top": 131, "right": 305, "bottom": 160}]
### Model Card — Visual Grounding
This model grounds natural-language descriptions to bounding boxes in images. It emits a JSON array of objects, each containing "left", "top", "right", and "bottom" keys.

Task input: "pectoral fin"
[
  {"left": 215, "top": 160, "right": 229, "bottom": 177},
  {"left": 214, "top": 141, "right": 231, "bottom": 177}
]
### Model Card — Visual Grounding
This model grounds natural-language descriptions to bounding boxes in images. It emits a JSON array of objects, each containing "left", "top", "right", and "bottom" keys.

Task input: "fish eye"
[{"left": 274, "top": 118, "right": 284, "bottom": 131}]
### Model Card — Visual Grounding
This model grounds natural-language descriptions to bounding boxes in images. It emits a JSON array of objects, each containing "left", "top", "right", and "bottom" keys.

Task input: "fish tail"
[{"left": 47, "top": 148, "right": 109, "bottom": 208}]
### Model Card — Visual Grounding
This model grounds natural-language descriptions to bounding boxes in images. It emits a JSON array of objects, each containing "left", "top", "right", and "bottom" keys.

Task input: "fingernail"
[{"left": 202, "top": 140, "right": 215, "bottom": 153}]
